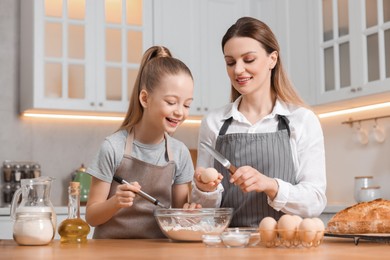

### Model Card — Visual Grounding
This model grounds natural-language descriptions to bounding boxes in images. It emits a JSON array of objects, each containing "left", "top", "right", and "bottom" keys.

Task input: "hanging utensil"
[{"left": 200, "top": 142, "right": 237, "bottom": 174}]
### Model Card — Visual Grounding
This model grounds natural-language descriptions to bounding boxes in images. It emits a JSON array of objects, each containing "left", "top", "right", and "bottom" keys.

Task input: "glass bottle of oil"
[{"left": 58, "top": 182, "right": 90, "bottom": 243}]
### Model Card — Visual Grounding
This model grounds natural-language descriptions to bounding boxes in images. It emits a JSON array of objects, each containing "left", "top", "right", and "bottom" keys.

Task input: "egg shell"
[
  {"left": 291, "top": 215, "right": 303, "bottom": 227},
  {"left": 298, "top": 218, "right": 317, "bottom": 243},
  {"left": 277, "top": 214, "right": 297, "bottom": 240},
  {"left": 259, "top": 217, "right": 277, "bottom": 242},
  {"left": 311, "top": 217, "right": 325, "bottom": 242},
  {"left": 200, "top": 168, "right": 219, "bottom": 183}
]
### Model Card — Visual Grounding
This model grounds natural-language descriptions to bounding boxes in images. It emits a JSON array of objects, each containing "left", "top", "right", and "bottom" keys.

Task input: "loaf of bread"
[{"left": 327, "top": 199, "right": 390, "bottom": 234}]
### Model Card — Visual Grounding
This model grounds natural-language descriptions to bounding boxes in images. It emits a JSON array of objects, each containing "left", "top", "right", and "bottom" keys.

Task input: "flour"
[
  {"left": 161, "top": 220, "right": 226, "bottom": 241},
  {"left": 13, "top": 213, "right": 54, "bottom": 246}
]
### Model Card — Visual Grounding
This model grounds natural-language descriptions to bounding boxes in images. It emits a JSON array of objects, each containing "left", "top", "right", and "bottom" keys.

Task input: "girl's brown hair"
[
  {"left": 222, "top": 17, "right": 306, "bottom": 106},
  {"left": 119, "top": 46, "right": 193, "bottom": 131}
]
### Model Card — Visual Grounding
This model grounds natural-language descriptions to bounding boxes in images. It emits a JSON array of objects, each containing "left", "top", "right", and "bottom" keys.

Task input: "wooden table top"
[{"left": 1, "top": 237, "right": 389, "bottom": 260}]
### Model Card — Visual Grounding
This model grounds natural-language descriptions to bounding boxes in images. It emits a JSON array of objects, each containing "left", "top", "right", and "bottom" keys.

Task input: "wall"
[
  {"left": 320, "top": 110, "right": 390, "bottom": 205},
  {"left": 1, "top": 0, "right": 389, "bottom": 208}
]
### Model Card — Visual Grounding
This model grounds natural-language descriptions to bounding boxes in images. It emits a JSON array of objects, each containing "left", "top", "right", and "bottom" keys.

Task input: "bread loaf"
[{"left": 327, "top": 199, "right": 390, "bottom": 234}]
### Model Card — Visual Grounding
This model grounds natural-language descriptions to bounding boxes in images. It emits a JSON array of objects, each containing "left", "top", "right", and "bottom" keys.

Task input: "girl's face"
[
  {"left": 142, "top": 73, "right": 193, "bottom": 134},
  {"left": 223, "top": 37, "right": 277, "bottom": 97}
]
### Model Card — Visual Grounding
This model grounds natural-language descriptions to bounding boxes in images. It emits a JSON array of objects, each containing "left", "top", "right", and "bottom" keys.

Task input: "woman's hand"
[
  {"left": 229, "top": 166, "right": 279, "bottom": 200},
  {"left": 193, "top": 167, "right": 223, "bottom": 192},
  {"left": 113, "top": 181, "right": 141, "bottom": 208}
]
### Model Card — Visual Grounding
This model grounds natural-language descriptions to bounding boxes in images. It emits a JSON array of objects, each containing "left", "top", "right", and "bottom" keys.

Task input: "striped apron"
[
  {"left": 93, "top": 130, "right": 175, "bottom": 239},
  {"left": 215, "top": 115, "right": 295, "bottom": 227}
]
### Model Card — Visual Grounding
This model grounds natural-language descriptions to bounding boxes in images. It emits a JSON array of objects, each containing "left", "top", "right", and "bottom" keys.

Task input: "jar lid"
[
  {"left": 361, "top": 186, "right": 381, "bottom": 190},
  {"left": 354, "top": 176, "right": 374, "bottom": 179}
]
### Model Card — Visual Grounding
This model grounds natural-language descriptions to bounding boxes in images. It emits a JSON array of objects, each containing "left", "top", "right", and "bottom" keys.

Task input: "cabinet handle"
[
  {"left": 350, "top": 87, "right": 362, "bottom": 93},
  {"left": 90, "top": 102, "right": 95, "bottom": 106},
  {"left": 197, "top": 107, "right": 201, "bottom": 111},
  {"left": 204, "top": 107, "right": 208, "bottom": 112},
  {"left": 98, "top": 102, "right": 103, "bottom": 107}
]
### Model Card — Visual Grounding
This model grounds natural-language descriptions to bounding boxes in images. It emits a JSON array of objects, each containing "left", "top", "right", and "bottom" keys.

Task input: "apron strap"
[
  {"left": 125, "top": 129, "right": 134, "bottom": 155},
  {"left": 278, "top": 115, "right": 291, "bottom": 138},
  {"left": 218, "top": 117, "right": 233, "bottom": 136},
  {"left": 164, "top": 132, "right": 173, "bottom": 161}
]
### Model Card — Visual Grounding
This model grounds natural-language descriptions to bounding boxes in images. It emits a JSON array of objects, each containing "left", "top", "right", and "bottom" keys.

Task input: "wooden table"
[{"left": 1, "top": 237, "right": 389, "bottom": 260}]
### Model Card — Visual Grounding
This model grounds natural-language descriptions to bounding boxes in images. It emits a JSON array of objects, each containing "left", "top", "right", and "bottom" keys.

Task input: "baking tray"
[{"left": 325, "top": 232, "right": 390, "bottom": 245}]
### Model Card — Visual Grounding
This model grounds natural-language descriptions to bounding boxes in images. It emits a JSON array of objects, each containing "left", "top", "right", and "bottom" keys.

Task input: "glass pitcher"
[{"left": 10, "top": 176, "right": 57, "bottom": 232}]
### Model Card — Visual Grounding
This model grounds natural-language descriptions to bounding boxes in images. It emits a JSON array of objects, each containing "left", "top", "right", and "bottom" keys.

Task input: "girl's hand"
[
  {"left": 229, "top": 166, "right": 278, "bottom": 200},
  {"left": 113, "top": 181, "right": 141, "bottom": 208},
  {"left": 193, "top": 167, "right": 223, "bottom": 192},
  {"left": 183, "top": 202, "right": 202, "bottom": 209}
]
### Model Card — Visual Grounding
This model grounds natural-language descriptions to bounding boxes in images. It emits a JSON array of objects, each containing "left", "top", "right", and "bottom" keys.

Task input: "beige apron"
[{"left": 93, "top": 130, "right": 175, "bottom": 239}]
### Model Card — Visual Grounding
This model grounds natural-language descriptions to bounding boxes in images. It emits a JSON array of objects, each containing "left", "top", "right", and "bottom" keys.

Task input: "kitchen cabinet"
[
  {"left": 257, "top": 0, "right": 390, "bottom": 107},
  {"left": 153, "top": 0, "right": 251, "bottom": 116},
  {"left": 225, "top": 0, "right": 317, "bottom": 105},
  {"left": 20, "top": 0, "right": 153, "bottom": 114},
  {"left": 311, "top": 0, "right": 390, "bottom": 105}
]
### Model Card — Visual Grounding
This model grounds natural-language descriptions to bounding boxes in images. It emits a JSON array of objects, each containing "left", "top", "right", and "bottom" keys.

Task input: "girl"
[
  {"left": 86, "top": 46, "right": 195, "bottom": 238},
  {"left": 191, "top": 17, "right": 327, "bottom": 227}
]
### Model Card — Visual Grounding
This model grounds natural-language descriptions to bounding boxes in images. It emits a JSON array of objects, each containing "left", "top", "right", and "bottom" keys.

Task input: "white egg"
[
  {"left": 259, "top": 217, "right": 277, "bottom": 243},
  {"left": 200, "top": 167, "right": 218, "bottom": 183},
  {"left": 277, "top": 214, "right": 297, "bottom": 240},
  {"left": 298, "top": 218, "right": 317, "bottom": 243}
]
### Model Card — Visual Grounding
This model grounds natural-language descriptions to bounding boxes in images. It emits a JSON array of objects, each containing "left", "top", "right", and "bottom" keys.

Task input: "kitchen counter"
[
  {"left": 1, "top": 238, "right": 389, "bottom": 259},
  {"left": 0, "top": 206, "right": 85, "bottom": 216},
  {"left": 0, "top": 204, "right": 347, "bottom": 216}
]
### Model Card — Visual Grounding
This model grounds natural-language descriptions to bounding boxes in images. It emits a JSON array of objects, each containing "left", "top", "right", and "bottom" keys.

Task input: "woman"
[
  {"left": 191, "top": 17, "right": 327, "bottom": 227},
  {"left": 86, "top": 46, "right": 195, "bottom": 238}
]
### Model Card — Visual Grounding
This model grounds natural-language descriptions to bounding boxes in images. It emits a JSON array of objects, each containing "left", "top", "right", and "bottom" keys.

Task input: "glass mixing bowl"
[{"left": 154, "top": 208, "right": 233, "bottom": 241}]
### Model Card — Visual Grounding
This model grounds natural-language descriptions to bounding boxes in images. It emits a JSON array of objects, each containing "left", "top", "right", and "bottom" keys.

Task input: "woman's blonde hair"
[
  {"left": 222, "top": 17, "right": 306, "bottom": 107},
  {"left": 119, "top": 46, "right": 193, "bottom": 131}
]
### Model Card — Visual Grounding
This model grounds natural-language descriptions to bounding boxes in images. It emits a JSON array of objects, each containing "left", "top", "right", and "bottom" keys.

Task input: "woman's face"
[
  {"left": 223, "top": 37, "right": 277, "bottom": 97},
  {"left": 141, "top": 73, "right": 194, "bottom": 134}
]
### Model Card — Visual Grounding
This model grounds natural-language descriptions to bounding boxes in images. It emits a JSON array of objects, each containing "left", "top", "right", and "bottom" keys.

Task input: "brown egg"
[
  {"left": 259, "top": 217, "right": 277, "bottom": 243},
  {"left": 277, "top": 214, "right": 297, "bottom": 240},
  {"left": 298, "top": 218, "right": 317, "bottom": 243},
  {"left": 200, "top": 167, "right": 218, "bottom": 183},
  {"left": 311, "top": 217, "right": 325, "bottom": 242}
]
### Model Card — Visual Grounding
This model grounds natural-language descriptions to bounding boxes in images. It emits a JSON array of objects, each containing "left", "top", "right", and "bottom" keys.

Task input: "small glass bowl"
[
  {"left": 225, "top": 227, "right": 260, "bottom": 246},
  {"left": 220, "top": 231, "right": 250, "bottom": 248},
  {"left": 202, "top": 234, "right": 222, "bottom": 247}
]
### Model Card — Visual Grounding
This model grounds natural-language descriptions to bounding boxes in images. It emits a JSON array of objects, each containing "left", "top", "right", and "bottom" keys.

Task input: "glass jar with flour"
[{"left": 13, "top": 211, "right": 54, "bottom": 245}]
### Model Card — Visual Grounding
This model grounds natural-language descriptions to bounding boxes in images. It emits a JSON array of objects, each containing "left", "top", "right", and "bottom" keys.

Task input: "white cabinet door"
[
  {"left": 313, "top": 0, "right": 390, "bottom": 105},
  {"left": 153, "top": 0, "right": 250, "bottom": 116},
  {"left": 20, "top": 0, "right": 153, "bottom": 114}
]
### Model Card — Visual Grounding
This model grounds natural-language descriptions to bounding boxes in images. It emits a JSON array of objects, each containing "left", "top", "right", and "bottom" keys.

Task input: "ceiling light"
[
  {"left": 22, "top": 112, "right": 202, "bottom": 124},
  {"left": 317, "top": 102, "right": 390, "bottom": 119}
]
